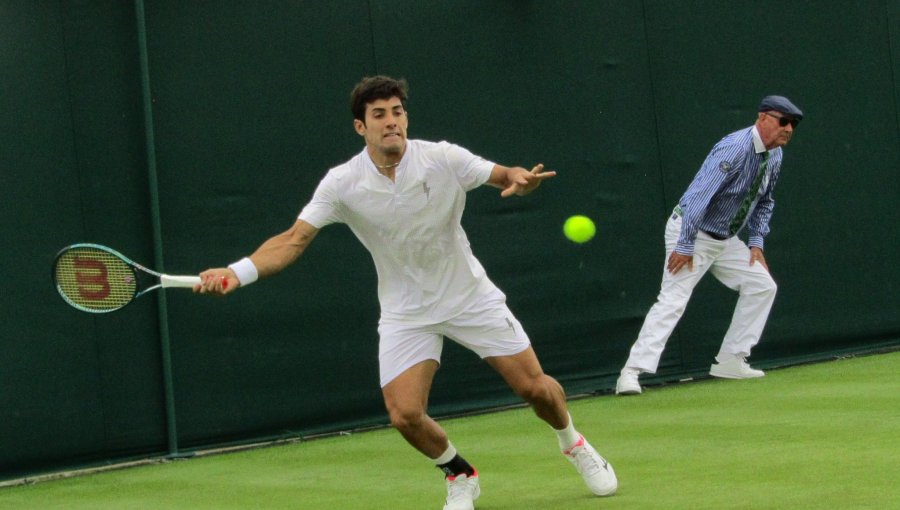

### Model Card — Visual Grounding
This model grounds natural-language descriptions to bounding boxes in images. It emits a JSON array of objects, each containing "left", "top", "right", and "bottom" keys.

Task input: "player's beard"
[{"left": 380, "top": 138, "right": 405, "bottom": 156}]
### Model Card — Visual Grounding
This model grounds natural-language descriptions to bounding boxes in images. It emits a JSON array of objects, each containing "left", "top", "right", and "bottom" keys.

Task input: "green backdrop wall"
[{"left": 2, "top": 0, "right": 898, "bottom": 481}]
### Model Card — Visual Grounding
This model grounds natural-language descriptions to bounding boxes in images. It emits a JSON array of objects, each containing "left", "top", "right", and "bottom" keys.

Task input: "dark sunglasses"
[{"left": 765, "top": 112, "right": 800, "bottom": 128}]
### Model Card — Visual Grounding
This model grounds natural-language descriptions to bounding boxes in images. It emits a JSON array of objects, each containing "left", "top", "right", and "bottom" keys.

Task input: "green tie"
[{"left": 729, "top": 152, "right": 769, "bottom": 236}]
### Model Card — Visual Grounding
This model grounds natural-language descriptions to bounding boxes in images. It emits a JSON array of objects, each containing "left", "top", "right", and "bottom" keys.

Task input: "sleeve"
[
  {"left": 675, "top": 142, "right": 741, "bottom": 255},
  {"left": 439, "top": 141, "right": 495, "bottom": 191},
  {"left": 746, "top": 151, "right": 781, "bottom": 250},
  {"left": 297, "top": 170, "right": 344, "bottom": 229}
]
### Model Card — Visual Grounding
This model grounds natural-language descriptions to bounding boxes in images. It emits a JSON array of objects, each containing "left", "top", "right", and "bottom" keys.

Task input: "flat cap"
[{"left": 758, "top": 95, "right": 803, "bottom": 120}]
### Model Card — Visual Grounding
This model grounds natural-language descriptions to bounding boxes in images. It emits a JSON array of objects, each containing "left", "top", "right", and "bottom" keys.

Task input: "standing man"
[
  {"left": 196, "top": 76, "right": 617, "bottom": 509},
  {"left": 616, "top": 96, "right": 803, "bottom": 395}
]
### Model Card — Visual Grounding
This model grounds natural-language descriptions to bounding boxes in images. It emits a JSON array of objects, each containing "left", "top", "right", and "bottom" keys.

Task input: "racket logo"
[{"left": 74, "top": 257, "right": 111, "bottom": 300}]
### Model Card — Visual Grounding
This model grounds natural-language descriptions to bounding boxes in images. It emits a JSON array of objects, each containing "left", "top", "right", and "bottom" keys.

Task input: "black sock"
[{"left": 437, "top": 454, "right": 475, "bottom": 478}]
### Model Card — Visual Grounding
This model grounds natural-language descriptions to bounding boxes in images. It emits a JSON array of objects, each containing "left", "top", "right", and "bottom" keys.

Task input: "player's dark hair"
[{"left": 350, "top": 76, "right": 408, "bottom": 123}]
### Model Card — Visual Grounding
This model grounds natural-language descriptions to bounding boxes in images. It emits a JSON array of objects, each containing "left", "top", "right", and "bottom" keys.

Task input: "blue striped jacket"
[{"left": 675, "top": 126, "right": 782, "bottom": 255}]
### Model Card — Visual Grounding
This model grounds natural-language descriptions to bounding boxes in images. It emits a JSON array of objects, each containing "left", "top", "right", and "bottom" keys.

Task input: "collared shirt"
[
  {"left": 298, "top": 139, "right": 499, "bottom": 323},
  {"left": 675, "top": 126, "right": 782, "bottom": 255}
]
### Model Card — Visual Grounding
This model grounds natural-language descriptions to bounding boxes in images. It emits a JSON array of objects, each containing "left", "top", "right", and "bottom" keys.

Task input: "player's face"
[
  {"left": 355, "top": 97, "right": 408, "bottom": 157},
  {"left": 757, "top": 111, "right": 796, "bottom": 149}
]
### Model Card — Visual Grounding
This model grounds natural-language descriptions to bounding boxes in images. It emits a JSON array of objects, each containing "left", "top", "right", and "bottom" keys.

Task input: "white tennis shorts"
[{"left": 377, "top": 291, "right": 531, "bottom": 387}]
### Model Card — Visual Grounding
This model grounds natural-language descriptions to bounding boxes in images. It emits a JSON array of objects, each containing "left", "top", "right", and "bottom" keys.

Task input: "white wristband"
[{"left": 228, "top": 257, "right": 259, "bottom": 286}]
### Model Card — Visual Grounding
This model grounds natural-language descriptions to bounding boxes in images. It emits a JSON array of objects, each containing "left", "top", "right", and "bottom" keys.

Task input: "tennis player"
[{"left": 196, "top": 76, "right": 616, "bottom": 509}]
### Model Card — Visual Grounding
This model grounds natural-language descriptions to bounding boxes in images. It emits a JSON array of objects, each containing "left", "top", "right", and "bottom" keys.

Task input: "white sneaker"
[
  {"left": 563, "top": 435, "right": 617, "bottom": 496},
  {"left": 443, "top": 470, "right": 480, "bottom": 510},
  {"left": 710, "top": 355, "right": 764, "bottom": 379},
  {"left": 615, "top": 368, "right": 642, "bottom": 395}
]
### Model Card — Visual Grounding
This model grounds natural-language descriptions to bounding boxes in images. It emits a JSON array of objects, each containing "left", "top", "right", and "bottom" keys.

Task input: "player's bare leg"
[
  {"left": 382, "top": 359, "right": 447, "bottom": 457},
  {"left": 486, "top": 347, "right": 618, "bottom": 496},
  {"left": 485, "top": 347, "right": 568, "bottom": 428},
  {"left": 382, "top": 360, "right": 479, "bottom": 509}
]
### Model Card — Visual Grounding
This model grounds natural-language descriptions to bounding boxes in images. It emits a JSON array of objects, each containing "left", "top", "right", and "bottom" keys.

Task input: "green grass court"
[{"left": 2, "top": 351, "right": 897, "bottom": 509}]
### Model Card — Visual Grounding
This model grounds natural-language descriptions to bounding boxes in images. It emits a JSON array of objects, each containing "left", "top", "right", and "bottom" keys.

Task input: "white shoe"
[
  {"left": 563, "top": 435, "right": 617, "bottom": 496},
  {"left": 615, "top": 368, "right": 642, "bottom": 395},
  {"left": 443, "top": 470, "right": 480, "bottom": 510},
  {"left": 710, "top": 355, "right": 764, "bottom": 379}
]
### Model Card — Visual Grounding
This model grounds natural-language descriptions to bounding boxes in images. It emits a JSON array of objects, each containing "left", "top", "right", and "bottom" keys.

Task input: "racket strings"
[{"left": 54, "top": 248, "right": 137, "bottom": 312}]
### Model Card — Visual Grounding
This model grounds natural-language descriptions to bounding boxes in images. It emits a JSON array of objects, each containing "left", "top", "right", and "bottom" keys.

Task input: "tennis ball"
[{"left": 563, "top": 215, "right": 596, "bottom": 244}]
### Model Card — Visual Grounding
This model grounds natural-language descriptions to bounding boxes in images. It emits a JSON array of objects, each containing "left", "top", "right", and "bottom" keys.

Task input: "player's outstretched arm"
[
  {"left": 196, "top": 219, "right": 320, "bottom": 295},
  {"left": 488, "top": 164, "right": 557, "bottom": 197}
]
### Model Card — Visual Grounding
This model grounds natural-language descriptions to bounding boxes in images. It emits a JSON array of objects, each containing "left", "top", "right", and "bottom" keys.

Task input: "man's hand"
[
  {"left": 500, "top": 164, "right": 557, "bottom": 197},
  {"left": 749, "top": 247, "right": 769, "bottom": 271},
  {"left": 667, "top": 252, "right": 694, "bottom": 274},
  {"left": 194, "top": 268, "right": 239, "bottom": 296}
]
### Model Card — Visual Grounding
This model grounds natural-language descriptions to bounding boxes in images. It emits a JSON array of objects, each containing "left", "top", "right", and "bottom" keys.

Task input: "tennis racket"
[{"left": 52, "top": 243, "right": 202, "bottom": 313}]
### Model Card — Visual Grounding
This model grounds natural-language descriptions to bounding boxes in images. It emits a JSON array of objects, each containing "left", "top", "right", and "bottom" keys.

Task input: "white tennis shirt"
[{"left": 298, "top": 139, "right": 501, "bottom": 324}]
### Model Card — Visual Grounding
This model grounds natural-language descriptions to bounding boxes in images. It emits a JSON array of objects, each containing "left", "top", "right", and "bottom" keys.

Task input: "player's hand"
[
  {"left": 749, "top": 247, "right": 769, "bottom": 271},
  {"left": 500, "top": 164, "right": 557, "bottom": 197},
  {"left": 667, "top": 252, "right": 693, "bottom": 274},
  {"left": 194, "top": 268, "right": 239, "bottom": 295}
]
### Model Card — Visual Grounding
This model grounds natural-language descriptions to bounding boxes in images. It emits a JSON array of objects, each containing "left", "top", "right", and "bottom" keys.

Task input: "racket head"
[{"left": 53, "top": 244, "right": 140, "bottom": 313}]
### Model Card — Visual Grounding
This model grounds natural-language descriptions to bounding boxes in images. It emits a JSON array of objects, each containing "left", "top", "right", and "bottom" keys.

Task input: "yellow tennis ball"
[{"left": 563, "top": 215, "right": 596, "bottom": 244}]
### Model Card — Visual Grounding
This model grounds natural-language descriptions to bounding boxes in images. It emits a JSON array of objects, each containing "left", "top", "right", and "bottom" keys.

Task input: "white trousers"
[{"left": 624, "top": 213, "right": 777, "bottom": 373}]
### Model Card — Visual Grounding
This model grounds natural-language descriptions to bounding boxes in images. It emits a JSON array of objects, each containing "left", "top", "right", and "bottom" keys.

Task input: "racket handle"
[{"left": 161, "top": 275, "right": 203, "bottom": 288}]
